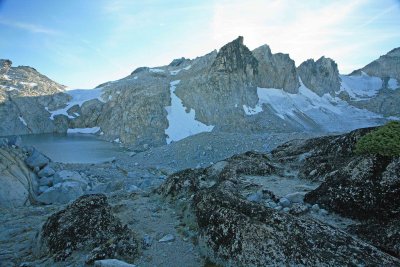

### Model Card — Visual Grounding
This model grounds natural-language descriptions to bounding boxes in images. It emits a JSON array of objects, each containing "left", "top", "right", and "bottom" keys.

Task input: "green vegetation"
[{"left": 355, "top": 121, "right": 400, "bottom": 157}]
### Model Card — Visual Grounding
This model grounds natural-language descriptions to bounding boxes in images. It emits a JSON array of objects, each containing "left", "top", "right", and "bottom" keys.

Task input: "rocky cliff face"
[
  {"left": 351, "top": 47, "right": 400, "bottom": 80},
  {"left": 297, "top": 56, "right": 341, "bottom": 96},
  {"left": 252, "top": 45, "right": 299, "bottom": 93},
  {"left": 0, "top": 60, "right": 70, "bottom": 136},
  {"left": 174, "top": 36, "right": 259, "bottom": 129}
]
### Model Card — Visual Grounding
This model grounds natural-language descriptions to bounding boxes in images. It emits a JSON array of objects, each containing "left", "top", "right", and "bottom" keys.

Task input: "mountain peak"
[
  {"left": 0, "top": 59, "right": 12, "bottom": 75},
  {"left": 386, "top": 47, "right": 400, "bottom": 57},
  {"left": 211, "top": 36, "right": 258, "bottom": 75}
]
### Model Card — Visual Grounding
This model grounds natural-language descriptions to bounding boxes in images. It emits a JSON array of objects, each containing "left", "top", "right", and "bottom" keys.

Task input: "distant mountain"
[
  {"left": 1, "top": 37, "right": 398, "bottom": 150},
  {"left": 0, "top": 59, "right": 69, "bottom": 135}
]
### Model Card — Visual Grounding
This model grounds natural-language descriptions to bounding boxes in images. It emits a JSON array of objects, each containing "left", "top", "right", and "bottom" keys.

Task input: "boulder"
[
  {"left": 304, "top": 156, "right": 400, "bottom": 221},
  {"left": 35, "top": 194, "right": 139, "bottom": 263},
  {"left": 53, "top": 170, "right": 88, "bottom": 189},
  {"left": 36, "top": 182, "right": 84, "bottom": 204},
  {"left": 38, "top": 176, "right": 53, "bottom": 186},
  {"left": 37, "top": 166, "right": 55, "bottom": 178},
  {"left": 25, "top": 149, "right": 49, "bottom": 169},
  {"left": 94, "top": 259, "right": 137, "bottom": 267}
]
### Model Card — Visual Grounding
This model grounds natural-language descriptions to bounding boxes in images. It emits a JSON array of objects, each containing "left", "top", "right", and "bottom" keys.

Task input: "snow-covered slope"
[
  {"left": 47, "top": 88, "right": 105, "bottom": 120},
  {"left": 245, "top": 79, "right": 386, "bottom": 132},
  {"left": 165, "top": 80, "right": 214, "bottom": 144}
]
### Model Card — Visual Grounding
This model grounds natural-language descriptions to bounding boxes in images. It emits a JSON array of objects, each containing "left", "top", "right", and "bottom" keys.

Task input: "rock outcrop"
[
  {"left": 35, "top": 194, "right": 139, "bottom": 263},
  {"left": 0, "top": 144, "right": 38, "bottom": 208},
  {"left": 298, "top": 56, "right": 341, "bottom": 96},
  {"left": 272, "top": 125, "right": 400, "bottom": 258},
  {"left": 252, "top": 44, "right": 299, "bottom": 93},
  {"left": 158, "top": 150, "right": 400, "bottom": 266}
]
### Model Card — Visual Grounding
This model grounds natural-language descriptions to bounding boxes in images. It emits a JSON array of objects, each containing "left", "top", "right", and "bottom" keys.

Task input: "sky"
[{"left": 0, "top": 0, "right": 399, "bottom": 89}]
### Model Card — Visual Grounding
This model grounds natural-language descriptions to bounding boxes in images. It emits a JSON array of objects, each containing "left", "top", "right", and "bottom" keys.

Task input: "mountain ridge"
[{"left": 0, "top": 37, "right": 399, "bottom": 149}]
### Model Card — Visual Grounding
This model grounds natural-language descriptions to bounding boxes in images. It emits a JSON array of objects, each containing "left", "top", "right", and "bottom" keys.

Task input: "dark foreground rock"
[
  {"left": 34, "top": 194, "right": 139, "bottom": 263},
  {"left": 273, "top": 126, "right": 400, "bottom": 259},
  {"left": 304, "top": 156, "right": 400, "bottom": 221},
  {"left": 158, "top": 151, "right": 400, "bottom": 266}
]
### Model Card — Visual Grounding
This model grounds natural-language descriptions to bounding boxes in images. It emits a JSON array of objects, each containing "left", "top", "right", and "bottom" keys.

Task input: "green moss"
[{"left": 355, "top": 121, "right": 400, "bottom": 157}]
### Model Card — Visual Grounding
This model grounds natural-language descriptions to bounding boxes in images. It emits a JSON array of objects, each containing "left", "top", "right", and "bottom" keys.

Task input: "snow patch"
[
  {"left": 47, "top": 88, "right": 105, "bottom": 120},
  {"left": 388, "top": 78, "right": 398, "bottom": 90},
  {"left": 165, "top": 80, "right": 214, "bottom": 144},
  {"left": 340, "top": 72, "right": 383, "bottom": 100},
  {"left": 243, "top": 104, "right": 262, "bottom": 115},
  {"left": 67, "top": 126, "right": 100, "bottom": 134},
  {"left": 2, "top": 75, "right": 11, "bottom": 81},
  {"left": 149, "top": 68, "right": 165, "bottom": 73},
  {"left": 170, "top": 65, "right": 192, "bottom": 75},
  {"left": 19, "top": 81, "right": 37, "bottom": 87},
  {"left": 18, "top": 116, "right": 27, "bottom": 126}
]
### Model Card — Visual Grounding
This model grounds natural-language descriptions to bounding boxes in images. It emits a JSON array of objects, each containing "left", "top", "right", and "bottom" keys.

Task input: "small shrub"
[{"left": 355, "top": 121, "right": 400, "bottom": 157}]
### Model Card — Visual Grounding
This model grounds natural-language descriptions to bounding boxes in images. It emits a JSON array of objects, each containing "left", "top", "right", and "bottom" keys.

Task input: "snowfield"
[
  {"left": 165, "top": 80, "right": 214, "bottom": 144},
  {"left": 47, "top": 88, "right": 105, "bottom": 120},
  {"left": 246, "top": 78, "right": 385, "bottom": 132}
]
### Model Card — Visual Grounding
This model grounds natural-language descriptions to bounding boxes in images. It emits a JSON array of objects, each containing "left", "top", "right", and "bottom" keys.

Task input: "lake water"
[{"left": 20, "top": 133, "right": 126, "bottom": 164}]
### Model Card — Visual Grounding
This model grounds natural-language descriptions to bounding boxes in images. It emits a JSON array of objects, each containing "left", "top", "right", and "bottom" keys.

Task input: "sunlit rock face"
[
  {"left": 297, "top": 56, "right": 341, "bottom": 96},
  {"left": 252, "top": 44, "right": 299, "bottom": 93}
]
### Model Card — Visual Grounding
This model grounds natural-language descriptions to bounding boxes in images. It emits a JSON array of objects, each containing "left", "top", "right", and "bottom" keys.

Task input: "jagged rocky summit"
[{"left": 1, "top": 37, "right": 399, "bottom": 149}]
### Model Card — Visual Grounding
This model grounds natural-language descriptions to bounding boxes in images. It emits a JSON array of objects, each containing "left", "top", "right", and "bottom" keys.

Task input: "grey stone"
[
  {"left": 279, "top": 197, "right": 291, "bottom": 207},
  {"left": 246, "top": 192, "right": 262, "bottom": 203},
  {"left": 94, "top": 259, "right": 136, "bottom": 267},
  {"left": 36, "top": 182, "right": 84, "bottom": 204},
  {"left": 285, "top": 192, "right": 306, "bottom": 203},
  {"left": 312, "top": 204, "right": 320, "bottom": 212},
  {"left": 319, "top": 209, "right": 329, "bottom": 216},
  {"left": 38, "top": 176, "right": 53, "bottom": 186},
  {"left": 53, "top": 170, "right": 88, "bottom": 189},
  {"left": 38, "top": 185, "right": 49, "bottom": 194},
  {"left": 38, "top": 166, "right": 55, "bottom": 178},
  {"left": 25, "top": 150, "right": 49, "bottom": 169},
  {"left": 158, "top": 234, "right": 175, "bottom": 243},
  {"left": 283, "top": 207, "right": 290, "bottom": 212},
  {"left": 142, "top": 234, "right": 153, "bottom": 249}
]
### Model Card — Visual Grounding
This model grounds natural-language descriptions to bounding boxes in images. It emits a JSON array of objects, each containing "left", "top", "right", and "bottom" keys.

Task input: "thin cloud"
[{"left": 0, "top": 17, "right": 60, "bottom": 35}]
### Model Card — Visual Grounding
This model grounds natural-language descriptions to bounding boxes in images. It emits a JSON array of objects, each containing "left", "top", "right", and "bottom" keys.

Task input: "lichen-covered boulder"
[
  {"left": 158, "top": 150, "right": 400, "bottom": 266},
  {"left": 271, "top": 127, "right": 374, "bottom": 181},
  {"left": 304, "top": 156, "right": 400, "bottom": 221},
  {"left": 35, "top": 194, "right": 139, "bottom": 263},
  {"left": 193, "top": 188, "right": 399, "bottom": 266}
]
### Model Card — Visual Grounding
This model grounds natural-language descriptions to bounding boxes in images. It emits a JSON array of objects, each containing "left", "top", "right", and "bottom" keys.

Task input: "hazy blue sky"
[{"left": 1, "top": 0, "right": 399, "bottom": 88}]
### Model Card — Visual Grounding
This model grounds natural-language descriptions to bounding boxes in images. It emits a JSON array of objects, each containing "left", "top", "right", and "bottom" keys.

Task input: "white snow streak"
[{"left": 165, "top": 80, "right": 214, "bottom": 144}]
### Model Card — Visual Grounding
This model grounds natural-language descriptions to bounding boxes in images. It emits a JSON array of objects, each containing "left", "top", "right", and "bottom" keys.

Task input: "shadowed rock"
[{"left": 35, "top": 194, "right": 139, "bottom": 263}]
